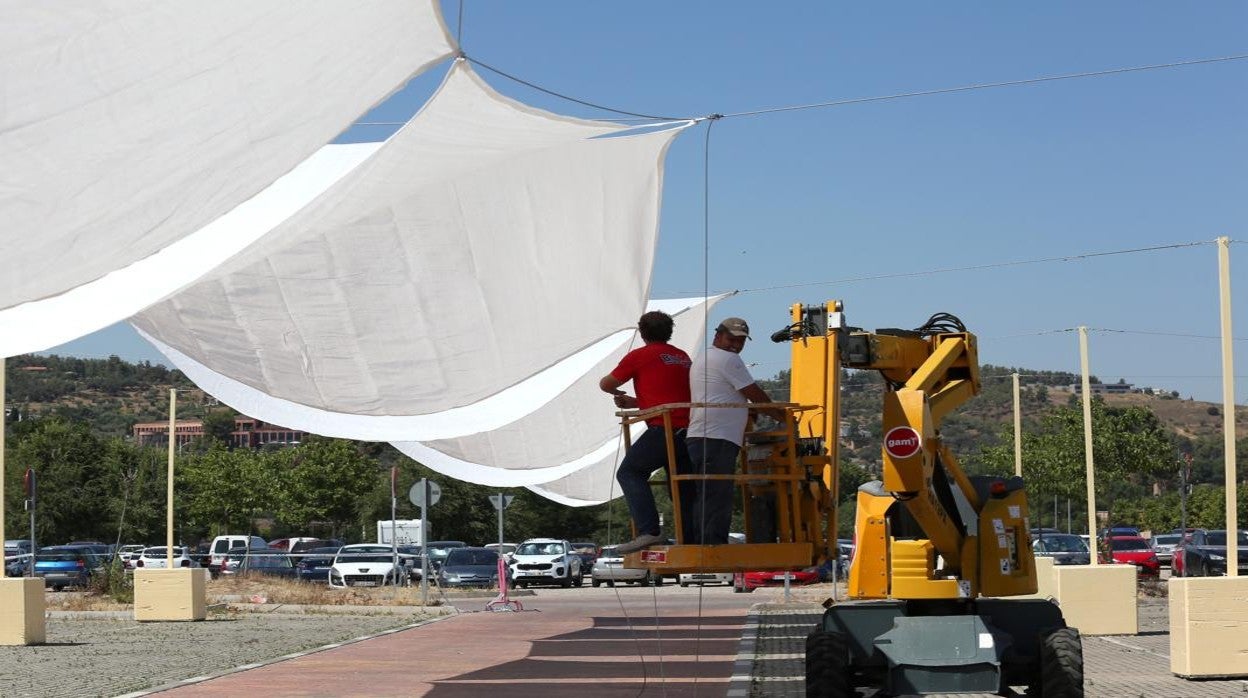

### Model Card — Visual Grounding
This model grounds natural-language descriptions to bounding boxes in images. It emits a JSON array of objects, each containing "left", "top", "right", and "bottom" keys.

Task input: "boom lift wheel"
[
  {"left": 1036, "top": 627, "right": 1083, "bottom": 697},
  {"left": 805, "top": 630, "right": 852, "bottom": 698}
]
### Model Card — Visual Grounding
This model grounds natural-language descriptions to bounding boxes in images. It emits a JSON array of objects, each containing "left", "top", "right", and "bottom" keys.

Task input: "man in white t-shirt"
[{"left": 685, "top": 317, "right": 776, "bottom": 545}]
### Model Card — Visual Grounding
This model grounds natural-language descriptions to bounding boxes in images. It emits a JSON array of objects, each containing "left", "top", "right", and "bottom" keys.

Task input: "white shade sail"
[
  {"left": 0, "top": 0, "right": 454, "bottom": 357},
  {"left": 395, "top": 295, "right": 723, "bottom": 496},
  {"left": 134, "top": 61, "right": 692, "bottom": 441}
]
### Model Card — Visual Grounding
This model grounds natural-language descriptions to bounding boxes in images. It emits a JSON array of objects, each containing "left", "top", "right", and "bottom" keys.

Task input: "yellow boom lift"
[{"left": 622, "top": 301, "right": 1082, "bottom": 697}]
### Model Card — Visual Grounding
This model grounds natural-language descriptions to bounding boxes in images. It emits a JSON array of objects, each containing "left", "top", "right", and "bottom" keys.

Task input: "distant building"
[
  {"left": 1069, "top": 382, "right": 1134, "bottom": 395},
  {"left": 132, "top": 417, "right": 308, "bottom": 449}
]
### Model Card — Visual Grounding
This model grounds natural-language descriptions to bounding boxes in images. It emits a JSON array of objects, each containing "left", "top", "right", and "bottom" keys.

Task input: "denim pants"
[
  {"left": 684, "top": 437, "right": 741, "bottom": 545},
  {"left": 617, "top": 426, "right": 693, "bottom": 539}
]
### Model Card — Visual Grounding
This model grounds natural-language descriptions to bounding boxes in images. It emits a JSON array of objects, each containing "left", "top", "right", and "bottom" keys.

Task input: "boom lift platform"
[{"left": 618, "top": 301, "right": 1082, "bottom": 697}]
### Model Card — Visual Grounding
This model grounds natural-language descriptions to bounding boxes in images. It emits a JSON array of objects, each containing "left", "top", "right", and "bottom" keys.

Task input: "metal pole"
[
  {"left": 28, "top": 469, "right": 36, "bottom": 577},
  {"left": 1012, "top": 372, "right": 1022, "bottom": 477},
  {"left": 420, "top": 478, "right": 429, "bottom": 605},
  {"left": 1079, "top": 326, "right": 1099, "bottom": 565},
  {"left": 1, "top": 358, "right": 6, "bottom": 580},
  {"left": 1066, "top": 498, "right": 1071, "bottom": 534},
  {"left": 1217, "top": 236, "right": 1238, "bottom": 577},
  {"left": 390, "top": 467, "right": 398, "bottom": 588},
  {"left": 167, "top": 389, "right": 176, "bottom": 569},
  {"left": 1053, "top": 494, "right": 1058, "bottom": 531},
  {"left": 1180, "top": 454, "right": 1190, "bottom": 533},
  {"left": 497, "top": 492, "right": 505, "bottom": 551}
]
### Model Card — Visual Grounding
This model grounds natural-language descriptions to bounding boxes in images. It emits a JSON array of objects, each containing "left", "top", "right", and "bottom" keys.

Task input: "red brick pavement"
[{"left": 160, "top": 596, "right": 750, "bottom": 697}]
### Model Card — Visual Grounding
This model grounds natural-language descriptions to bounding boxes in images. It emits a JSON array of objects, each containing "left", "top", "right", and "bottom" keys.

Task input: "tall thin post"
[
  {"left": 1012, "top": 372, "right": 1022, "bottom": 477},
  {"left": 1066, "top": 499, "right": 1071, "bottom": 534},
  {"left": 390, "top": 467, "right": 398, "bottom": 588},
  {"left": 1079, "top": 326, "right": 1099, "bottom": 564},
  {"left": 1180, "top": 454, "right": 1191, "bottom": 533},
  {"left": 497, "top": 492, "right": 505, "bottom": 551},
  {"left": 1053, "top": 494, "right": 1058, "bottom": 531},
  {"left": 1, "top": 358, "right": 6, "bottom": 580},
  {"left": 1217, "top": 236, "right": 1238, "bottom": 576},
  {"left": 166, "top": 389, "right": 176, "bottom": 568},
  {"left": 420, "top": 478, "right": 429, "bottom": 605}
]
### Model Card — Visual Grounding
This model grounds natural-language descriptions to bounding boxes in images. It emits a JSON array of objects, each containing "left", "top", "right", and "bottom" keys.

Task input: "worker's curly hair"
[{"left": 637, "top": 311, "right": 675, "bottom": 343}]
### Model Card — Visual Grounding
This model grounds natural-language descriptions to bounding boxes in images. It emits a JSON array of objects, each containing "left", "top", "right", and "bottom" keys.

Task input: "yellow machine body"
[{"left": 623, "top": 301, "right": 1039, "bottom": 605}]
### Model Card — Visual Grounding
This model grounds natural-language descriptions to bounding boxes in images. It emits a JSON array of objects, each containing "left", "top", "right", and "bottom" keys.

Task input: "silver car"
[
  {"left": 591, "top": 545, "right": 660, "bottom": 587},
  {"left": 1151, "top": 533, "right": 1182, "bottom": 566}
]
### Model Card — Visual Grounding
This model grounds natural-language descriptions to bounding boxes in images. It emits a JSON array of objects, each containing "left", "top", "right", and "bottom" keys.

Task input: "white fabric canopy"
[
  {"left": 134, "top": 61, "right": 691, "bottom": 441},
  {"left": 0, "top": 0, "right": 453, "bottom": 357},
  {"left": 395, "top": 295, "right": 722, "bottom": 497}
]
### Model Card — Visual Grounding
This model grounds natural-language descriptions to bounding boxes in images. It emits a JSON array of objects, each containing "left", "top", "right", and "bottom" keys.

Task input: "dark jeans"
[
  {"left": 617, "top": 426, "right": 694, "bottom": 540},
  {"left": 684, "top": 437, "right": 741, "bottom": 545}
]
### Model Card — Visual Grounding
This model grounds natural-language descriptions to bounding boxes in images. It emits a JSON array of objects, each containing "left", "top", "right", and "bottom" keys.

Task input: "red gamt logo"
[{"left": 884, "top": 426, "right": 922, "bottom": 459}]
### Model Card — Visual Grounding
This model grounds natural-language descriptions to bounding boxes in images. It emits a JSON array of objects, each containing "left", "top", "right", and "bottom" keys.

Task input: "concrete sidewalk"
[{"left": 158, "top": 596, "right": 751, "bottom": 696}]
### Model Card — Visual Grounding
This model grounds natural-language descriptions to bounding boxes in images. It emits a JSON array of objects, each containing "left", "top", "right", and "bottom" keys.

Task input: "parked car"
[
  {"left": 1173, "top": 529, "right": 1248, "bottom": 577},
  {"left": 1150, "top": 533, "right": 1183, "bottom": 567},
  {"left": 1031, "top": 533, "right": 1091, "bottom": 566},
  {"left": 569, "top": 542, "right": 599, "bottom": 576},
  {"left": 510, "top": 538, "right": 583, "bottom": 588},
  {"left": 329, "top": 544, "right": 406, "bottom": 588},
  {"left": 679, "top": 571, "right": 732, "bottom": 587},
  {"left": 591, "top": 545, "right": 659, "bottom": 587},
  {"left": 207, "top": 535, "right": 267, "bottom": 576},
  {"left": 438, "top": 547, "right": 508, "bottom": 588},
  {"left": 289, "top": 538, "right": 344, "bottom": 556},
  {"left": 733, "top": 568, "right": 820, "bottom": 593},
  {"left": 117, "top": 544, "right": 146, "bottom": 570},
  {"left": 423, "top": 541, "right": 468, "bottom": 570},
  {"left": 229, "top": 549, "right": 297, "bottom": 579},
  {"left": 293, "top": 546, "right": 342, "bottom": 583},
  {"left": 5, "top": 539, "right": 33, "bottom": 576},
  {"left": 34, "top": 545, "right": 103, "bottom": 590},
  {"left": 396, "top": 545, "right": 425, "bottom": 582},
  {"left": 1099, "top": 536, "right": 1160, "bottom": 576},
  {"left": 134, "top": 546, "right": 199, "bottom": 569}
]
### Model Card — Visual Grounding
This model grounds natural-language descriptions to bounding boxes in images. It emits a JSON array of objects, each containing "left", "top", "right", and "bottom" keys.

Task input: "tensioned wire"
[{"left": 424, "top": 53, "right": 1248, "bottom": 126}]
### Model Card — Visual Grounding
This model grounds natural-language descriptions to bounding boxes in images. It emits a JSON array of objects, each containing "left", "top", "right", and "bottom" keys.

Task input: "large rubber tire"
[
  {"left": 574, "top": 572, "right": 584, "bottom": 588},
  {"left": 606, "top": 580, "right": 615, "bottom": 588},
  {"left": 652, "top": 575, "right": 664, "bottom": 587},
  {"left": 1037, "top": 627, "right": 1084, "bottom": 697},
  {"left": 560, "top": 575, "right": 572, "bottom": 588},
  {"left": 593, "top": 579, "right": 602, "bottom": 588},
  {"left": 805, "top": 630, "right": 852, "bottom": 698}
]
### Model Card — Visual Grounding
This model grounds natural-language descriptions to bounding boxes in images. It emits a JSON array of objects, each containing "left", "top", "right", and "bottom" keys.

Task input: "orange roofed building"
[{"left": 132, "top": 417, "right": 309, "bottom": 450}]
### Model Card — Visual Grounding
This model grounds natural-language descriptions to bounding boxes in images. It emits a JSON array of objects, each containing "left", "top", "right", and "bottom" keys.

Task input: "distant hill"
[{"left": 8, "top": 353, "right": 1243, "bottom": 487}]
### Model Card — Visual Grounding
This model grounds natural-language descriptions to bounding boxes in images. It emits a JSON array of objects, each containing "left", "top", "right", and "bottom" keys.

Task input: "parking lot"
[{"left": 7, "top": 577, "right": 1248, "bottom": 697}]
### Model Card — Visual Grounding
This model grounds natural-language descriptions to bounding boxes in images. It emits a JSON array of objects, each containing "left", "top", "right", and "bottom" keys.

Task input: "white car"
[
  {"left": 134, "top": 546, "right": 199, "bottom": 569},
  {"left": 510, "top": 538, "right": 583, "bottom": 588},
  {"left": 329, "top": 544, "right": 405, "bottom": 588}
]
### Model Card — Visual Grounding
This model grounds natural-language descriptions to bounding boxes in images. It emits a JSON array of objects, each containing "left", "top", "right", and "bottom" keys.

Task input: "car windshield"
[
  {"left": 570, "top": 543, "right": 597, "bottom": 554},
  {"left": 249, "top": 555, "right": 290, "bottom": 568},
  {"left": 1152, "top": 535, "right": 1180, "bottom": 546},
  {"left": 1110, "top": 538, "right": 1149, "bottom": 551},
  {"left": 1205, "top": 531, "right": 1248, "bottom": 547},
  {"left": 599, "top": 546, "right": 620, "bottom": 558},
  {"left": 1034, "top": 535, "right": 1087, "bottom": 553},
  {"left": 446, "top": 550, "right": 499, "bottom": 566},
  {"left": 517, "top": 542, "right": 564, "bottom": 556},
  {"left": 338, "top": 554, "right": 394, "bottom": 564},
  {"left": 36, "top": 551, "right": 83, "bottom": 562},
  {"left": 144, "top": 547, "right": 186, "bottom": 557}
]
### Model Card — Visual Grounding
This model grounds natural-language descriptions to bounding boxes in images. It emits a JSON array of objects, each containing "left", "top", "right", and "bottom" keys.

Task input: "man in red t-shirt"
[{"left": 600, "top": 311, "right": 694, "bottom": 554}]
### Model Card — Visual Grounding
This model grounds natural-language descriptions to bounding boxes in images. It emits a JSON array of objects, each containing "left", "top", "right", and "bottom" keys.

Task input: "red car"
[
  {"left": 1100, "top": 535, "right": 1160, "bottom": 576},
  {"left": 732, "top": 568, "right": 820, "bottom": 593}
]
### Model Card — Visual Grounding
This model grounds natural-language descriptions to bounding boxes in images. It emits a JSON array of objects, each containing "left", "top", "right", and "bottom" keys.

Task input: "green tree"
[
  {"left": 271, "top": 438, "right": 377, "bottom": 538},
  {"left": 179, "top": 445, "right": 276, "bottom": 536},
  {"left": 200, "top": 408, "right": 238, "bottom": 447},
  {"left": 8, "top": 419, "right": 114, "bottom": 543}
]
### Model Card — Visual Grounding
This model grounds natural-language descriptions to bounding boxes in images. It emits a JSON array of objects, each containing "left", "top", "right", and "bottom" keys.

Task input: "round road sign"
[
  {"left": 409, "top": 480, "right": 442, "bottom": 508},
  {"left": 884, "top": 426, "right": 922, "bottom": 460}
]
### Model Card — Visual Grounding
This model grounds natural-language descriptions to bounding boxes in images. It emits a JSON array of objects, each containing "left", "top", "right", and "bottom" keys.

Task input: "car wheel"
[
  {"left": 574, "top": 572, "right": 584, "bottom": 588},
  {"left": 53, "top": 585, "right": 64, "bottom": 592},
  {"left": 652, "top": 575, "right": 664, "bottom": 587},
  {"left": 593, "top": 579, "right": 602, "bottom": 588},
  {"left": 560, "top": 575, "right": 572, "bottom": 588},
  {"left": 606, "top": 580, "right": 615, "bottom": 587},
  {"left": 680, "top": 582, "right": 689, "bottom": 588}
]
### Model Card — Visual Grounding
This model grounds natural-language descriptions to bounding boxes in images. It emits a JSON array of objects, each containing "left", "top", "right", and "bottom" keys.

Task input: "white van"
[{"left": 208, "top": 535, "right": 267, "bottom": 575}]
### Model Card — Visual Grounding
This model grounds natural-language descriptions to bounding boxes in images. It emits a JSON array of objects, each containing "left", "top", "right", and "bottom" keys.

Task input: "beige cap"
[{"left": 716, "top": 317, "right": 751, "bottom": 338}]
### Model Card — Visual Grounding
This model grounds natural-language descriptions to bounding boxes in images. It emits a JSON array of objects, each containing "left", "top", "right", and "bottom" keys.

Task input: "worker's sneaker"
[{"left": 615, "top": 533, "right": 665, "bottom": 555}]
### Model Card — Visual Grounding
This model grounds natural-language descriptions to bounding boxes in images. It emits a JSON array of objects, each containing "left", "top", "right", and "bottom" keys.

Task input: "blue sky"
[{"left": 49, "top": 2, "right": 1247, "bottom": 402}]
